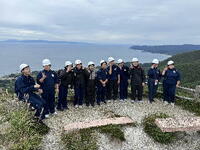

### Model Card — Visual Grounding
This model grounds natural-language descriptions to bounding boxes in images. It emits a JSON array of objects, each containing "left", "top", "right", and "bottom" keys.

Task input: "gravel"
[{"left": 41, "top": 99, "right": 200, "bottom": 150}]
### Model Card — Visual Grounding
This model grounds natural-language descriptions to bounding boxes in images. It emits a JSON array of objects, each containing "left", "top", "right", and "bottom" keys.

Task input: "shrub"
[{"left": 143, "top": 113, "right": 178, "bottom": 144}]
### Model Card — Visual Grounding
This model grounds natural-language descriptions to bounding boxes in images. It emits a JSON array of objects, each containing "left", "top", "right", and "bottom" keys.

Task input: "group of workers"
[{"left": 15, "top": 57, "right": 181, "bottom": 121}]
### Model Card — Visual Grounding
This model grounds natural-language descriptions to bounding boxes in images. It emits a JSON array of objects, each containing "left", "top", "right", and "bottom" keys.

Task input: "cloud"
[{"left": 0, "top": 0, "right": 200, "bottom": 44}]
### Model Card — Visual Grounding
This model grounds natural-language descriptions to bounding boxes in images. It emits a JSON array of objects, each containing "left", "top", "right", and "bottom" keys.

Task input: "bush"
[
  {"left": 175, "top": 99, "right": 200, "bottom": 116},
  {"left": 97, "top": 124, "right": 126, "bottom": 141},
  {"left": 61, "top": 128, "right": 98, "bottom": 150},
  {"left": 143, "top": 113, "right": 178, "bottom": 144},
  {"left": 0, "top": 99, "right": 49, "bottom": 150}
]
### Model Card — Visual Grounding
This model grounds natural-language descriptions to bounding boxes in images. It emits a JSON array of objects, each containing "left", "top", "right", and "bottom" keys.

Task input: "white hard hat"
[
  {"left": 19, "top": 64, "right": 29, "bottom": 72},
  {"left": 117, "top": 59, "right": 124, "bottom": 64},
  {"left": 75, "top": 59, "right": 82, "bottom": 65},
  {"left": 108, "top": 57, "right": 115, "bottom": 63},
  {"left": 167, "top": 60, "right": 174, "bottom": 65},
  {"left": 152, "top": 59, "right": 159, "bottom": 64},
  {"left": 88, "top": 61, "right": 95, "bottom": 66},
  {"left": 132, "top": 57, "right": 139, "bottom": 62},
  {"left": 65, "top": 61, "right": 72, "bottom": 67},
  {"left": 100, "top": 60, "right": 106, "bottom": 65},
  {"left": 42, "top": 59, "right": 51, "bottom": 66}
]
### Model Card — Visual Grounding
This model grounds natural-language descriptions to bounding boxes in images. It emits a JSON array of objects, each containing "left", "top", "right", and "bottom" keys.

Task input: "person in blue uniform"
[
  {"left": 96, "top": 60, "right": 108, "bottom": 105},
  {"left": 37, "top": 59, "right": 59, "bottom": 118},
  {"left": 106, "top": 57, "right": 120, "bottom": 101},
  {"left": 162, "top": 60, "right": 181, "bottom": 107},
  {"left": 73, "top": 59, "right": 88, "bottom": 108},
  {"left": 15, "top": 64, "right": 45, "bottom": 121},
  {"left": 57, "top": 61, "right": 74, "bottom": 111},
  {"left": 85, "top": 61, "right": 96, "bottom": 107},
  {"left": 117, "top": 59, "right": 129, "bottom": 101},
  {"left": 129, "top": 58, "right": 146, "bottom": 103},
  {"left": 147, "top": 59, "right": 162, "bottom": 103}
]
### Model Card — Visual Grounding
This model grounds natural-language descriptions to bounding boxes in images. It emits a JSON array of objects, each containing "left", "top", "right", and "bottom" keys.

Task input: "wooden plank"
[
  {"left": 64, "top": 117, "right": 134, "bottom": 131},
  {"left": 155, "top": 117, "right": 200, "bottom": 132}
]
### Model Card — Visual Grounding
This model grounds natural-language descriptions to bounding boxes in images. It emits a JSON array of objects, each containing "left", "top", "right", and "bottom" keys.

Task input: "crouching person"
[
  {"left": 85, "top": 61, "right": 96, "bottom": 107},
  {"left": 96, "top": 60, "right": 108, "bottom": 105},
  {"left": 15, "top": 64, "right": 45, "bottom": 120},
  {"left": 57, "top": 61, "right": 74, "bottom": 111},
  {"left": 37, "top": 59, "right": 59, "bottom": 118}
]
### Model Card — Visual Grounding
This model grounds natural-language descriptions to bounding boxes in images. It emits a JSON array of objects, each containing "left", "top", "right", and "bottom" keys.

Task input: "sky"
[{"left": 0, "top": 0, "right": 200, "bottom": 44}]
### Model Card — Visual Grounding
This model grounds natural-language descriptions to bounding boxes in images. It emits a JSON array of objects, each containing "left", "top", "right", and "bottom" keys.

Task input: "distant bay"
[{"left": 0, "top": 43, "right": 170, "bottom": 76}]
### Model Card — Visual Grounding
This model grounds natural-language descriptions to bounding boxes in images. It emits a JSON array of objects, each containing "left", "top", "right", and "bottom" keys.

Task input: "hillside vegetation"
[
  {"left": 130, "top": 44, "right": 200, "bottom": 55},
  {"left": 159, "top": 50, "right": 200, "bottom": 88}
]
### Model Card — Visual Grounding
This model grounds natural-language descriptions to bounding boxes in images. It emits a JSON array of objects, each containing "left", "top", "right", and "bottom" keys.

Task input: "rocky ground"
[{"left": 41, "top": 99, "right": 200, "bottom": 150}]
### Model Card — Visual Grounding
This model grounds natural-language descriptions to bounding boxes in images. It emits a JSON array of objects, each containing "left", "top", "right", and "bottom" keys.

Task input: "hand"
[
  {"left": 142, "top": 82, "right": 145, "bottom": 87},
  {"left": 163, "top": 67, "right": 168, "bottom": 71},
  {"left": 55, "top": 88, "right": 59, "bottom": 93},
  {"left": 34, "top": 84, "right": 40, "bottom": 88},
  {"left": 117, "top": 80, "right": 120, "bottom": 84},
  {"left": 102, "top": 82, "right": 106, "bottom": 87},
  {"left": 38, "top": 89, "right": 43, "bottom": 94},
  {"left": 151, "top": 65, "right": 154, "bottom": 69},
  {"left": 67, "top": 66, "right": 72, "bottom": 72},
  {"left": 42, "top": 73, "right": 47, "bottom": 79},
  {"left": 128, "top": 79, "right": 131, "bottom": 84}
]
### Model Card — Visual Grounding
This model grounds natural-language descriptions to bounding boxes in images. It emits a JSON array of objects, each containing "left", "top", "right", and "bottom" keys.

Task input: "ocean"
[{"left": 0, "top": 43, "right": 170, "bottom": 76}]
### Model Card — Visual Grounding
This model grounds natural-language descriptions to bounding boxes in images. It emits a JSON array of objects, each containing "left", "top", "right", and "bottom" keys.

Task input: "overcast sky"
[{"left": 0, "top": 0, "right": 200, "bottom": 44}]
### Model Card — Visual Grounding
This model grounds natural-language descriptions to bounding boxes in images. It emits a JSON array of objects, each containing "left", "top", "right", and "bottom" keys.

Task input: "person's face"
[
  {"left": 118, "top": 63, "right": 123, "bottom": 68},
  {"left": 110, "top": 61, "right": 115, "bottom": 65},
  {"left": 89, "top": 65, "right": 95, "bottom": 70},
  {"left": 168, "top": 64, "right": 174, "bottom": 69},
  {"left": 153, "top": 64, "right": 159, "bottom": 68},
  {"left": 43, "top": 65, "right": 51, "bottom": 71},
  {"left": 132, "top": 61, "right": 139, "bottom": 66},
  {"left": 22, "top": 67, "right": 31, "bottom": 76},
  {"left": 66, "top": 65, "right": 72, "bottom": 70},
  {"left": 76, "top": 64, "right": 82, "bottom": 69},
  {"left": 101, "top": 63, "right": 107, "bottom": 69}
]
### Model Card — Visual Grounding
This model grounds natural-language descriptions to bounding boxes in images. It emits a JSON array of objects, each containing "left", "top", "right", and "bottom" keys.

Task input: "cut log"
[
  {"left": 64, "top": 117, "right": 134, "bottom": 131},
  {"left": 155, "top": 117, "right": 200, "bottom": 132}
]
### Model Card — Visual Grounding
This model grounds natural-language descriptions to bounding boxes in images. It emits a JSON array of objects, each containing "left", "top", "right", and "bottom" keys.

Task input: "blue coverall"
[
  {"left": 147, "top": 67, "right": 161, "bottom": 103},
  {"left": 106, "top": 65, "right": 120, "bottom": 100},
  {"left": 15, "top": 75, "right": 45, "bottom": 118},
  {"left": 37, "top": 70, "right": 59, "bottom": 115},
  {"left": 96, "top": 68, "right": 108, "bottom": 104},
  {"left": 118, "top": 66, "right": 129, "bottom": 100},
  {"left": 163, "top": 68, "right": 181, "bottom": 103}
]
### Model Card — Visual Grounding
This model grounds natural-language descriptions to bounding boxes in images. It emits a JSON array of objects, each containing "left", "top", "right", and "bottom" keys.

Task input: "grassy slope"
[
  {"left": 159, "top": 50, "right": 200, "bottom": 88},
  {"left": 140, "top": 50, "right": 200, "bottom": 88}
]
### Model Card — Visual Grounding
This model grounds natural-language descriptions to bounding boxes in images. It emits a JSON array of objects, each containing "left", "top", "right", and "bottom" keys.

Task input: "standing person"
[
  {"left": 117, "top": 59, "right": 129, "bottom": 101},
  {"left": 85, "top": 61, "right": 96, "bottom": 107},
  {"left": 37, "top": 59, "right": 59, "bottom": 118},
  {"left": 147, "top": 59, "right": 162, "bottom": 103},
  {"left": 129, "top": 58, "right": 146, "bottom": 103},
  {"left": 15, "top": 64, "right": 45, "bottom": 121},
  {"left": 96, "top": 60, "right": 108, "bottom": 105},
  {"left": 73, "top": 59, "right": 88, "bottom": 108},
  {"left": 162, "top": 60, "right": 181, "bottom": 107},
  {"left": 106, "top": 57, "right": 120, "bottom": 102},
  {"left": 57, "top": 61, "right": 74, "bottom": 111}
]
